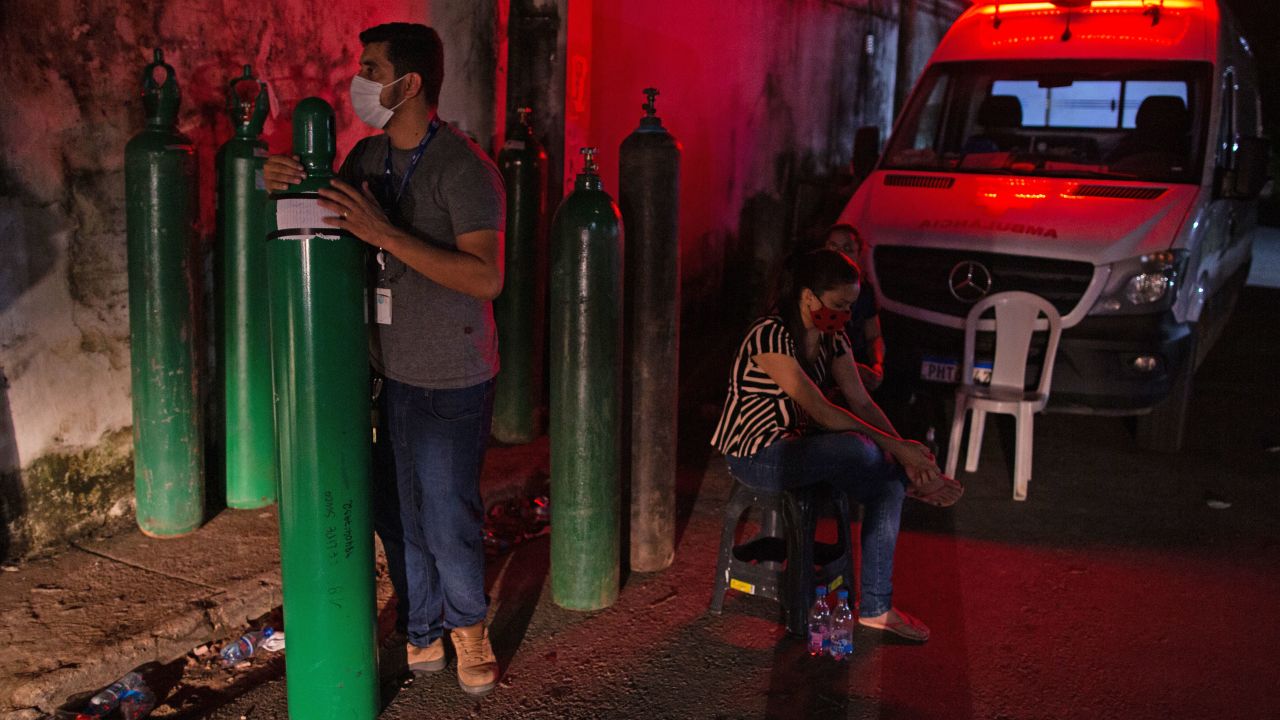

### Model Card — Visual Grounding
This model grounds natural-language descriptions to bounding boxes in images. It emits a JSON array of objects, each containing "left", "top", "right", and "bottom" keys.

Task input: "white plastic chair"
[{"left": 945, "top": 291, "right": 1063, "bottom": 501}]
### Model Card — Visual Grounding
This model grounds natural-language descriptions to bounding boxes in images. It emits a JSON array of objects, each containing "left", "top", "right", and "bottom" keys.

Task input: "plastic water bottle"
[
  {"left": 220, "top": 626, "right": 275, "bottom": 666},
  {"left": 119, "top": 684, "right": 157, "bottom": 720},
  {"left": 828, "top": 589, "right": 855, "bottom": 661},
  {"left": 807, "top": 586, "right": 831, "bottom": 657},
  {"left": 77, "top": 671, "right": 145, "bottom": 718}
]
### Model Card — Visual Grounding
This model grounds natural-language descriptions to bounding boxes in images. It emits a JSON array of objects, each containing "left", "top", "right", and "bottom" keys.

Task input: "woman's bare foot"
[
  {"left": 858, "top": 607, "right": 930, "bottom": 642},
  {"left": 907, "top": 474, "right": 963, "bottom": 507}
]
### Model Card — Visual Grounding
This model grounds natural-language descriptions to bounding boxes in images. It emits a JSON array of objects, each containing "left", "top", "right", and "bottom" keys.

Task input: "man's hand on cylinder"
[
  {"left": 318, "top": 180, "right": 394, "bottom": 247},
  {"left": 263, "top": 155, "right": 306, "bottom": 192}
]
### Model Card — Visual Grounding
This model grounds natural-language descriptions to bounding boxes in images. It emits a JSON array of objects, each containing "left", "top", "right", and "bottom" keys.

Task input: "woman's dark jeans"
[{"left": 725, "top": 432, "right": 907, "bottom": 617}]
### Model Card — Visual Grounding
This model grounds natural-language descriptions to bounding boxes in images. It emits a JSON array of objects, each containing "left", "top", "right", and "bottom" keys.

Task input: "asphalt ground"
[
  {"left": 6, "top": 229, "right": 1277, "bottom": 720},
  {"left": 194, "top": 281, "right": 1278, "bottom": 717}
]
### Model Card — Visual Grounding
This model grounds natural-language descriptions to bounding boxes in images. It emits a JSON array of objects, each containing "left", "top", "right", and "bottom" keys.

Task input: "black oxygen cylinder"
[{"left": 619, "top": 88, "right": 682, "bottom": 573}]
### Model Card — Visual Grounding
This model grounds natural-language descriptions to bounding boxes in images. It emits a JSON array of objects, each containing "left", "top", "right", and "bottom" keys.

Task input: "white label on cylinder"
[{"left": 276, "top": 197, "right": 340, "bottom": 240}]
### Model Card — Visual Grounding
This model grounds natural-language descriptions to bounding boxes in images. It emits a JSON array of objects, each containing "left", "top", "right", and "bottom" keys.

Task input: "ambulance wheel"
[{"left": 1135, "top": 347, "right": 1195, "bottom": 453}]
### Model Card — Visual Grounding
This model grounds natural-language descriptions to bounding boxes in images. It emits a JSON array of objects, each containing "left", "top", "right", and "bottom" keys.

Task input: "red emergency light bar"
[{"left": 971, "top": 0, "right": 1202, "bottom": 11}]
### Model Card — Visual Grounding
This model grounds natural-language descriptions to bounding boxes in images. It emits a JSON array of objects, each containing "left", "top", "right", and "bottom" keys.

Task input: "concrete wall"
[
  {"left": 428, "top": 1, "right": 506, "bottom": 153},
  {"left": 0, "top": 0, "right": 963, "bottom": 560},
  {"left": 0, "top": 0, "right": 518, "bottom": 560},
  {"left": 564, "top": 0, "right": 963, "bottom": 372},
  {"left": 895, "top": 0, "right": 969, "bottom": 116}
]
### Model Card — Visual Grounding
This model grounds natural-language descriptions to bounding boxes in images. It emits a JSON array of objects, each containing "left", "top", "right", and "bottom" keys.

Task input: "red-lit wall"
[
  {"left": 0, "top": 0, "right": 450, "bottom": 556},
  {"left": 562, "top": 0, "right": 903, "bottom": 332},
  {"left": 0, "top": 0, "right": 966, "bottom": 557}
]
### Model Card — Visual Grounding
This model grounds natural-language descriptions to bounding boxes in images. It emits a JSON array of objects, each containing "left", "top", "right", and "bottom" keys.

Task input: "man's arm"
[{"left": 316, "top": 179, "right": 504, "bottom": 301}]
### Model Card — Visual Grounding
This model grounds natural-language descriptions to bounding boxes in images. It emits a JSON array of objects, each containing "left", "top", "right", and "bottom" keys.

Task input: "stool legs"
[
  {"left": 830, "top": 491, "right": 856, "bottom": 598},
  {"left": 709, "top": 485, "right": 750, "bottom": 615},
  {"left": 783, "top": 493, "right": 811, "bottom": 637},
  {"left": 710, "top": 478, "right": 856, "bottom": 639}
]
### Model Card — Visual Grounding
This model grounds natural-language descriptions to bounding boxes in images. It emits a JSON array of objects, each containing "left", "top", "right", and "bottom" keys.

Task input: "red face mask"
[{"left": 809, "top": 297, "right": 852, "bottom": 334}]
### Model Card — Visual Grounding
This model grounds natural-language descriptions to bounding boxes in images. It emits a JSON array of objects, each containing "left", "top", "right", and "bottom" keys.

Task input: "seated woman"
[{"left": 711, "top": 249, "right": 961, "bottom": 642}]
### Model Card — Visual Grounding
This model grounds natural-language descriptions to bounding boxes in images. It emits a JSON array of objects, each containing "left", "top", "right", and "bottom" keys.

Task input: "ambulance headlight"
[
  {"left": 1125, "top": 271, "right": 1171, "bottom": 305},
  {"left": 1091, "top": 251, "right": 1186, "bottom": 315}
]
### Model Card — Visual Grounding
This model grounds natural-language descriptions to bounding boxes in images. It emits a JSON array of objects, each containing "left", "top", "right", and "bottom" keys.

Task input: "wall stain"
[
  {"left": 3, "top": 428, "right": 134, "bottom": 562},
  {"left": 0, "top": 0, "right": 426, "bottom": 558}
]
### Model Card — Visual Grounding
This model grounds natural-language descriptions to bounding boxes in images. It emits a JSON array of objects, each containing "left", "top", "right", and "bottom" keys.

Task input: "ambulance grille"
[
  {"left": 1070, "top": 185, "right": 1166, "bottom": 200},
  {"left": 873, "top": 247, "right": 1093, "bottom": 318},
  {"left": 883, "top": 174, "right": 956, "bottom": 189}
]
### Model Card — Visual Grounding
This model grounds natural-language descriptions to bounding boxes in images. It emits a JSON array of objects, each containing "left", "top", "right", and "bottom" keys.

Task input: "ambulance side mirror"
[{"left": 852, "top": 126, "right": 881, "bottom": 183}]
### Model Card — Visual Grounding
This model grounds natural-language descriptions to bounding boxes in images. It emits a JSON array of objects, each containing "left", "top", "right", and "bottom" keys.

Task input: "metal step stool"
[{"left": 708, "top": 475, "right": 855, "bottom": 636}]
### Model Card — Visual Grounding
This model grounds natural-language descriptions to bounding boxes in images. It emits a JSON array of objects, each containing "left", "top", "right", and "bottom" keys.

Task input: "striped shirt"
[{"left": 711, "top": 315, "right": 852, "bottom": 457}]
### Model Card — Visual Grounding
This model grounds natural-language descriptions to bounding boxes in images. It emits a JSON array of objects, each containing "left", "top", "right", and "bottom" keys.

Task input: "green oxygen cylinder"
[
  {"left": 620, "top": 88, "right": 682, "bottom": 573},
  {"left": 266, "top": 98, "right": 377, "bottom": 720},
  {"left": 492, "top": 107, "right": 549, "bottom": 445},
  {"left": 124, "top": 48, "right": 204, "bottom": 537},
  {"left": 217, "top": 65, "right": 276, "bottom": 509},
  {"left": 549, "top": 147, "right": 623, "bottom": 611}
]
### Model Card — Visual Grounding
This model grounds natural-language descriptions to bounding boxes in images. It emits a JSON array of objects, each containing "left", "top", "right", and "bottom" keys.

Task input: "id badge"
[{"left": 375, "top": 287, "right": 392, "bottom": 325}]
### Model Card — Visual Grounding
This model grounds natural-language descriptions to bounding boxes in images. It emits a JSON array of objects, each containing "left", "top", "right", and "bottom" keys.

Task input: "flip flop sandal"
[
  {"left": 907, "top": 474, "right": 963, "bottom": 508},
  {"left": 859, "top": 608, "right": 930, "bottom": 643}
]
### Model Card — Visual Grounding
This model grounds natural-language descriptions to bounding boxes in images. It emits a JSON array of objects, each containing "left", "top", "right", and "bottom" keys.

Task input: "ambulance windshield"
[{"left": 884, "top": 60, "right": 1211, "bottom": 183}]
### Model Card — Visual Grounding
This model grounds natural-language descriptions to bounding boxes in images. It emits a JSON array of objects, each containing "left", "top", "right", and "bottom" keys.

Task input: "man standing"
[{"left": 265, "top": 23, "right": 504, "bottom": 696}]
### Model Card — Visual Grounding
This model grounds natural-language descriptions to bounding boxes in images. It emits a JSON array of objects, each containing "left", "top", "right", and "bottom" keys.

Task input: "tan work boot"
[
  {"left": 450, "top": 623, "right": 498, "bottom": 695},
  {"left": 406, "top": 638, "right": 445, "bottom": 673}
]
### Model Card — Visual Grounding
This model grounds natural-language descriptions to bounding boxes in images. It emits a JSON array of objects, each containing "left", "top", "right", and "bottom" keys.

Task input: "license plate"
[{"left": 921, "top": 356, "right": 992, "bottom": 384}]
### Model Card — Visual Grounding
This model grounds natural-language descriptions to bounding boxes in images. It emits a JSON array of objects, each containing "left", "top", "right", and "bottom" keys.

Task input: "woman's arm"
[
  {"left": 753, "top": 352, "right": 939, "bottom": 486},
  {"left": 831, "top": 350, "right": 897, "bottom": 437},
  {"left": 857, "top": 315, "right": 885, "bottom": 390}
]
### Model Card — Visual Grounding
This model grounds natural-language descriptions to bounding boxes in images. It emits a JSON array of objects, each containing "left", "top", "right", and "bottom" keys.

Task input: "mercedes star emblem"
[{"left": 948, "top": 260, "right": 993, "bottom": 303}]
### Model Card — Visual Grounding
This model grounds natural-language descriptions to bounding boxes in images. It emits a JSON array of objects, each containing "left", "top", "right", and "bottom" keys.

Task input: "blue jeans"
[
  {"left": 724, "top": 432, "right": 907, "bottom": 618},
  {"left": 372, "top": 376, "right": 494, "bottom": 647}
]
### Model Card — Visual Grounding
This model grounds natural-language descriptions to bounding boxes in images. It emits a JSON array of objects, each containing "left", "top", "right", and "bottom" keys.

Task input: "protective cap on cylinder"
[
  {"left": 293, "top": 97, "right": 336, "bottom": 172},
  {"left": 141, "top": 48, "right": 181, "bottom": 127},
  {"left": 227, "top": 64, "right": 269, "bottom": 137}
]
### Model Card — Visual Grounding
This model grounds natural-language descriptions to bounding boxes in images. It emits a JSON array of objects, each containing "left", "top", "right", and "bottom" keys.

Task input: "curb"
[{"left": 6, "top": 567, "right": 281, "bottom": 716}]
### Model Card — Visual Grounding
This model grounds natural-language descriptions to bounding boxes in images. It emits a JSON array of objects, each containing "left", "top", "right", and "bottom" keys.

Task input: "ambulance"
[{"left": 841, "top": 0, "right": 1269, "bottom": 451}]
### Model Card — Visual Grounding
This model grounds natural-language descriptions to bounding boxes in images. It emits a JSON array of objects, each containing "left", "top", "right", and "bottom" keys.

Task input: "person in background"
[
  {"left": 711, "top": 249, "right": 962, "bottom": 643},
  {"left": 264, "top": 23, "right": 505, "bottom": 696},
  {"left": 825, "top": 223, "right": 884, "bottom": 392},
  {"left": 824, "top": 223, "right": 948, "bottom": 457}
]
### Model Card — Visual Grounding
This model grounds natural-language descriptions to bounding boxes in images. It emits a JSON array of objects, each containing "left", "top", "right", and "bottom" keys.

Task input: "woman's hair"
[{"left": 774, "top": 248, "right": 861, "bottom": 375}]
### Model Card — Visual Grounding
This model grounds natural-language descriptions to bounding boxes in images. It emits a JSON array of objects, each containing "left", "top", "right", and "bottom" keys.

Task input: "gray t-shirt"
[{"left": 339, "top": 122, "right": 505, "bottom": 389}]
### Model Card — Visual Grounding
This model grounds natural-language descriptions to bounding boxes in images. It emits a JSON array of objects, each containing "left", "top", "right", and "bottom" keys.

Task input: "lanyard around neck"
[{"left": 384, "top": 115, "right": 442, "bottom": 205}]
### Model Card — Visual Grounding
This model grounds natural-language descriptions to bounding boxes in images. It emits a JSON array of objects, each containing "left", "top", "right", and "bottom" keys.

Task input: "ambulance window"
[
  {"left": 1122, "top": 82, "right": 1188, "bottom": 128},
  {"left": 991, "top": 80, "right": 1120, "bottom": 128},
  {"left": 911, "top": 74, "right": 951, "bottom": 150},
  {"left": 988, "top": 81, "right": 1043, "bottom": 127}
]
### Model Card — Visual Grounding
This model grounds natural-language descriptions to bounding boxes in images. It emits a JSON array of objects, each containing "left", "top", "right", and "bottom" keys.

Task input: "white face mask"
[{"left": 349, "top": 74, "right": 408, "bottom": 129}]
